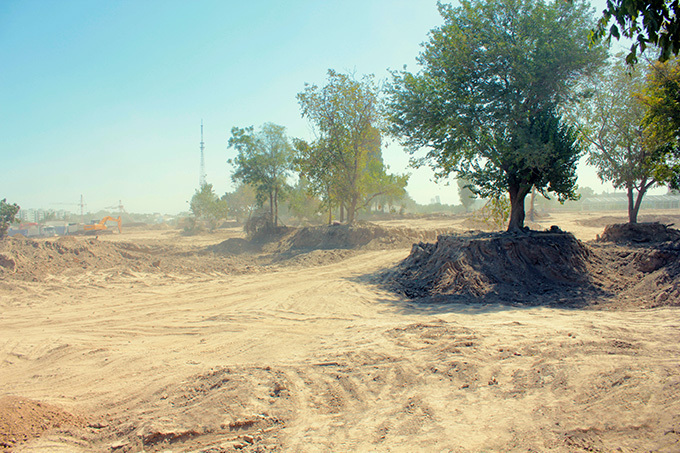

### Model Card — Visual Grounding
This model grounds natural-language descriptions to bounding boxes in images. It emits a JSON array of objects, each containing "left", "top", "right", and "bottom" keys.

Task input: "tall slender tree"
[{"left": 570, "top": 57, "right": 665, "bottom": 223}]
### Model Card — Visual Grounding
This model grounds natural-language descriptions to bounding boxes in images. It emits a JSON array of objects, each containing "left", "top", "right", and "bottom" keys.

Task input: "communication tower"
[{"left": 199, "top": 120, "right": 206, "bottom": 187}]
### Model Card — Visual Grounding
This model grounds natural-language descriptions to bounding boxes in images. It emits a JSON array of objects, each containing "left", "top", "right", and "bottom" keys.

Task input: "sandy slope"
[{"left": 1, "top": 216, "right": 680, "bottom": 452}]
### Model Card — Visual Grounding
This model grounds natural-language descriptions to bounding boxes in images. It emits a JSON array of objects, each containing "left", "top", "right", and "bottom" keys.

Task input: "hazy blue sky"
[{"left": 2, "top": 0, "right": 626, "bottom": 214}]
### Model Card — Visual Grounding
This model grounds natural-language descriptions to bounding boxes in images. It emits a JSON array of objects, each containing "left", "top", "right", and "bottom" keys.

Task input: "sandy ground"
[{"left": 1, "top": 211, "right": 680, "bottom": 452}]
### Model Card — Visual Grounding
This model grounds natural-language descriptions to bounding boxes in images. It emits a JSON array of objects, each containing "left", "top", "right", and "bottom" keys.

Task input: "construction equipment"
[{"left": 84, "top": 216, "right": 122, "bottom": 234}]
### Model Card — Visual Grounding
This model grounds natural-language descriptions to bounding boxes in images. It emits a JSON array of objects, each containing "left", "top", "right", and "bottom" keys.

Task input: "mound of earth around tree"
[
  {"left": 388, "top": 228, "right": 680, "bottom": 308},
  {"left": 597, "top": 222, "right": 680, "bottom": 243},
  {"left": 389, "top": 231, "right": 597, "bottom": 305}
]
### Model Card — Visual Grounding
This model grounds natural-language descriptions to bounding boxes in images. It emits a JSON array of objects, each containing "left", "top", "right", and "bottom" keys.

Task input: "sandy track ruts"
[{"left": 1, "top": 248, "right": 680, "bottom": 452}]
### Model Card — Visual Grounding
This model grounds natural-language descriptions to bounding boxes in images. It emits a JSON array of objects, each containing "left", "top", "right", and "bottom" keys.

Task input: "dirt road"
[{"left": 2, "top": 236, "right": 680, "bottom": 452}]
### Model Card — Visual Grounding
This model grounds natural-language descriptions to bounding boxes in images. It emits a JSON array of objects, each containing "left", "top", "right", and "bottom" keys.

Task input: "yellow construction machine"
[{"left": 84, "top": 216, "right": 122, "bottom": 234}]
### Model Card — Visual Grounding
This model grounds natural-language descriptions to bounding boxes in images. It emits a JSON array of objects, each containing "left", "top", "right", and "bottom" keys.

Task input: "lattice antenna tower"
[{"left": 199, "top": 120, "right": 206, "bottom": 187}]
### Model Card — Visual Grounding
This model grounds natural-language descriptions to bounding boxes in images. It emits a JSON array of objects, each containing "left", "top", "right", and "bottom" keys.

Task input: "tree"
[
  {"left": 287, "top": 175, "right": 323, "bottom": 223},
  {"left": 387, "top": 0, "right": 604, "bottom": 232},
  {"left": 221, "top": 183, "right": 258, "bottom": 223},
  {"left": 297, "top": 70, "right": 408, "bottom": 224},
  {"left": 228, "top": 123, "right": 293, "bottom": 228},
  {"left": 591, "top": 0, "right": 680, "bottom": 64},
  {"left": 1, "top": 198, "right": 20, "bottom": 239},
  {"left": 641, "top": 58, "right": 680, "bottom": 189},
  {"left": 190, "top": 183, "right": 228, "bottom": 229},
  {"left": 570, "top": 57, "right": 666, "bottom": 223},
  {"left": 457, "top": 178, "right": 476, "bottom": 212}
]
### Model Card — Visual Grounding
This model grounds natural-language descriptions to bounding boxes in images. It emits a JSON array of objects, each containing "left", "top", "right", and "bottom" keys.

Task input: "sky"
[{"left": 0, "top": 0, "right": 645, "bottom": 215}]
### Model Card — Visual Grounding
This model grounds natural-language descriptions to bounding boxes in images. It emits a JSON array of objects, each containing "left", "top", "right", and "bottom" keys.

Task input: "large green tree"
[
  {"left": 297, "top": 70, "right": 408, "bottom": 224},
  {"left": 387, "top": 0, "right": 604, "bottom": 232},
  {"left": 228, "top": 123, "right": 293, "bottom": 227},
  {"left": 571, "top": 57, "right": 666, "bottom": 223}
]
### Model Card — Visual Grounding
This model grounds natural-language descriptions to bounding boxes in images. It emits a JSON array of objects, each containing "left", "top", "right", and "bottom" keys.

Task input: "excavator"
[{"left": 84, "top": 216, "right": 122, "bottom": 234}]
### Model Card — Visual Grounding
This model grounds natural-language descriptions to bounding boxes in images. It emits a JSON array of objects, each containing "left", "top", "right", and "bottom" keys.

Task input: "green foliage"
[
  {"left": 221, "top": 183, "right": 258, "bottom": 223},
  {"left": 189, "top": 183, "right": 228, "bottom": 230},
  {"left": 228, "top": 123, "right": 293, "bottom": 227},
  {"left": 641, "top": 58, "right": 680, "bottom": 190},
  {"left": 287, "top": 176, "right": 323, "bottom": 222},
  {"left": 0, "top": 198, "right": 20, "bottom": 238},
  {"left": 296, "top": 70, "right": 408, "bottom": 224},
  {"left": 387, "top": 0, "right": 602, "bottom": 231},
  {"left": 591, "top": 0, "right": 680, "bottom": 64}
]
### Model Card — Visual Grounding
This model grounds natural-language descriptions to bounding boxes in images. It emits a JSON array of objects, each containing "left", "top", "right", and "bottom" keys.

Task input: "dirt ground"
[{"left": 1, "top": 211, "right": 680, "bottom": 452}]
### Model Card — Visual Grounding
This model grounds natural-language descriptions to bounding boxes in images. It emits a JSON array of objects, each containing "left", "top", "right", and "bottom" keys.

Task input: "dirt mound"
[
  {"left": 578, "top": 214, "right": 680, "bottom": 228},
  {"left": 270, "top": 222, "right": 444, "bottom": 254},
  {"left": 0, "top": 396, "right": 86, "bottom": 450},
  {"left": 0, "top": 236, "right": 251, "bottom": 283},
  {"left": 597, "top": 222, "right": 680, "bottom": 243},
  {"left": 207, "top": 237, "right": 258, "bottom": 255},
  {"left": 388, "top": 227, "right": 680, "bottom": 308},
  {"left": 389, "top": 231, "right": 597, "bottom": 305}
]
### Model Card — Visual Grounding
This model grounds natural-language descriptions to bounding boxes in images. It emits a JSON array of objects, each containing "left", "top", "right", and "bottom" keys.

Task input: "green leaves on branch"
[{"left": 591, "top": 0, "right": 680, "bottom": 64}]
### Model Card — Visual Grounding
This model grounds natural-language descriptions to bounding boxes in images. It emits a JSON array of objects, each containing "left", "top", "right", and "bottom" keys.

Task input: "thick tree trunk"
[
  {"left": 339, "top": 204, "right": 344, "bottom": 223},
  {"left": 507, "top": 184, "right": 531, "bottom": 232},
  {"left": 528, "top": 187, "right": 536, "bottom": 222}
]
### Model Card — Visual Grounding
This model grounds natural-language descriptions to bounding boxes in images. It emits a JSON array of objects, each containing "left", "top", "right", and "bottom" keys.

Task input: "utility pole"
[
  {"left": 199, "top": 120, "right": 206, "bottom": 187},
  {"left": 80, "top": 194, "right": 85, "bottom": 225}
]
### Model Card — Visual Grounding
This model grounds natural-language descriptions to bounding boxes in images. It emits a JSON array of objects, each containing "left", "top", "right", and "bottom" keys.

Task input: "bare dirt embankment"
[{"left": 1, "top": 214, "right": 679, "bottom": 452}]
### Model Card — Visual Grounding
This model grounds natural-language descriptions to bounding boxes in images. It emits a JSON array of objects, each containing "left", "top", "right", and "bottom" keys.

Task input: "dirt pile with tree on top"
[{"left": 388, "top": 223, "right": 680, "bottom": 309}]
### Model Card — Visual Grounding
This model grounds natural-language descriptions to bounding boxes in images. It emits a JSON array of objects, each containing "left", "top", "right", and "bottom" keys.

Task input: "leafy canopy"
[
  {"left": 641, "top": 58, "right": 680, "bottom": 190},
  {"left": 228, "top": 123, "right": 293, "bottom": 226},
  {"left": 387, "top": 0, "right": 604, "bottom": 231},
  {"left": 297, "top": 70, "right": 408, "bottom": 224}
]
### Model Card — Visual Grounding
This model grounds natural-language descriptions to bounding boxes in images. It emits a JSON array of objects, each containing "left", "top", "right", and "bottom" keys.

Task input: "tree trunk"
[
  {"left": 274, "top": 187, "right": 279, "bottom": 227},
  {"left": 628, "top": 186, "right": 647, "bottom": 224},
  {"left": 347, "top": 198, "right": 357, "bottom": 225},
  {"left": 507, "top": 184, "right": 531, "bottom": 232},
  {"left": 269, "top": 192, "right": 275, "bottom": 227},
  {"left": 339, "top": 204, "right": 344, "bottom": 223}
]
